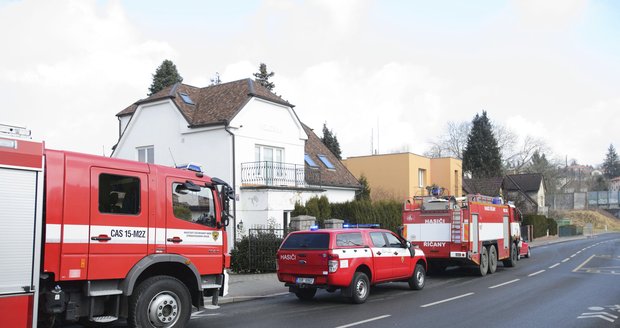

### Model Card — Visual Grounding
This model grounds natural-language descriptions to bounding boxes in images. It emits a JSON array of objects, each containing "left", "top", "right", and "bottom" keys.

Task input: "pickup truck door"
[
  {"left": 385, "top": 232, "right": 412, "bottom": 278},
  {"left": 369, "top": 232, "right": 392, "bottom": 281}
]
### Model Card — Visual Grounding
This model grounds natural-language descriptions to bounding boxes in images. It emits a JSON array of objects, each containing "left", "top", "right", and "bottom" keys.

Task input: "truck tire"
[
  {"left": 408, "top": 263, "right": 426, "bottom": 290},
  {"left": 128, "top": 276, "right": 191, "bottom": 328},
  {"left": 478, "top": 247, "right": 488, "bottom": 276},
  {"left": 502, "top": 243, "right": 518, "bottom": 267},
  {"left": 350, "top": 272, "right": 370, "bottom": 304},
  {"left": 525, "top": 247, "right": 531, "bottom": 258},
  {"left": 488, "top": 245, "right": 497, "bottom": 274},
  {"left": 295, "top": 288, "right": 317, "bottom": 301}
]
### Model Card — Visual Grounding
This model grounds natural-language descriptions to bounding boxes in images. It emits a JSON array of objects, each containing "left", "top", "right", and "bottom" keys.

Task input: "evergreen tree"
[
  {"left": 321, "top": 123, "right": 342, "bottom": 160},
  {"left": 462, "top": 111, "right": 503, "bottom": 178},
  {"left": 355, "top": 175, "right": 371, "bottom": 201},
  {"left": 253, "top": 63, "right": 275, "bottom": 91},
  {"left": 602, "top": 144, "right": 620, "bottom": 179},
  {"left": 148, "top": 59, "right": 183, "bottom": 96}
]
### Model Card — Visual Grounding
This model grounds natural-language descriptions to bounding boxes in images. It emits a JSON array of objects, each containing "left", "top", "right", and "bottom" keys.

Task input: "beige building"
[{"left": 343, "top": 153, "right": 462, "bottom": 201}]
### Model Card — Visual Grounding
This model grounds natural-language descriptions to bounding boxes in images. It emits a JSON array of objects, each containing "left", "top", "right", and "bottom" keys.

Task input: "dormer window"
[
  {"left": 318, "top": 154, "right": 335, "bottom": 169},
  {"left": 179, "top": 92, "right": 194, "bottom": 105}
]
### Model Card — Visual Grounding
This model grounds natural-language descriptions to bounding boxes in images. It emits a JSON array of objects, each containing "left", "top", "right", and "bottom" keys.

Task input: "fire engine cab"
[
  {"left": 401, "top": 194, "right": 522, "bottom": 276},
  {"left": 277, "top": 226, "right": 427, "bottom": 304},
  {"left": 0, "top": 124, "right": 233, "bottom": 327}
]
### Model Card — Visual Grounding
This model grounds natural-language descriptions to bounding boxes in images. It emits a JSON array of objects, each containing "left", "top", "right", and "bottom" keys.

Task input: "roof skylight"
[
  {"left": 179, "top": 92, "right": 194, "bottom": 105},
  {"left": 318, "top": 155, "right": 335, "bottom": 169}
]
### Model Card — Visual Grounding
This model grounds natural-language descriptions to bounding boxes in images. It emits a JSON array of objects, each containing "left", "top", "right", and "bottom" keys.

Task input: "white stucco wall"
[{"left": 112, "top": 101, "right": 233, "bottom": 183}]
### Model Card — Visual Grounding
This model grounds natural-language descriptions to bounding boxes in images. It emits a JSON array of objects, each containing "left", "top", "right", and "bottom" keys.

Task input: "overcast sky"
[{"left": 1, "top": 0, "right": 618, "bottom": 165}]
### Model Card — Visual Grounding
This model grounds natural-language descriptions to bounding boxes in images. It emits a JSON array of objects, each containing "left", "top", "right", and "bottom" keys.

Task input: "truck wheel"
[
  {"left": 478, "top": 247, "right": 488, "bottom": 276},
  {"left": 408, "top": 263, "right": 426, "bottom": 290},
  {"left": 502, "top": 243, "right": 518, "bottom": 267},
  {"left": 128, "top": 276, "right": 191, "bottom": 328},
  {"left": 488, "top": 245, "right": 497, "bottom": 274},
  {"left": 350, "top": 272, "right": 370, "bottom": 304},
  {"left": 525, "top": 247, "right": 531, "bottom": 258},
  {"left": 294, "top": 288, "right": 317, "bottom": 301}
]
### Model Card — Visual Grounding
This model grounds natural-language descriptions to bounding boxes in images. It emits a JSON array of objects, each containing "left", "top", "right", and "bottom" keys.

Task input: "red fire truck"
[
  {"left": 401, "top": 194, "right": 522, "bottom": 276},
  {"left": 0, "top": 124, "right": 233, "bottom": 327}
]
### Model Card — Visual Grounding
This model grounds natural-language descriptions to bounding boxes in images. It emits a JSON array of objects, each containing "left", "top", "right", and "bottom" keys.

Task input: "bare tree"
[
  {"left": 503, "top": 135, "right": 550, "bottom": 173},
  {"left": 426, "top": 121, "right": 470, "bottom": 159}
]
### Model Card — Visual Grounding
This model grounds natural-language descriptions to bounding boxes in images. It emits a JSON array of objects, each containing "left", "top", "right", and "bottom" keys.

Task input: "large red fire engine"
[
  {"left": 0, "top": 124, "right": 233, "bottom": 327},
  {"left": 401, "top": 194, "right": 522, "bottom": 276}
]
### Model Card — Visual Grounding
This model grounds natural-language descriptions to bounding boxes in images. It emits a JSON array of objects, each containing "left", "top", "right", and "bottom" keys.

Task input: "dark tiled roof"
[
  {"left": 116, "top": 79, "right": 293, "bottom": 126},
  {"left": 302, "top": 124, "right": 361, "bottom": 189},
  {"left": 462, "top": 177, "right": 504, "bottom": 196},
  {"left": 503, "top": 173, "right": 544, "bottom": 193}
]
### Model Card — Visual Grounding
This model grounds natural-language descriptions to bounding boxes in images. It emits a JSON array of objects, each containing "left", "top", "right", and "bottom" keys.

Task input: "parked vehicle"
[
  {"left": 0, "top": 124, "right": 233, "bottom": 328},
  {"left": 519, "top": 238, "right": 531, "bottom": 259},
  {"left": 401, "top": 194, "right": 523, "bottom": 276},
  {"left": 276, "top": 227, "right": 427, "bottom": 304}
]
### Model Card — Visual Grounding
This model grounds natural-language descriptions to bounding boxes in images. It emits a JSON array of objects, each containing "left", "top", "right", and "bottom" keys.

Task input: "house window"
[
  {"left": 454, "top": 170, "right": 459, "bottom": 196},
  {"left": 418, "top": 169, "right": 426, "bottom": 188},
  {"left": 317, "top": 154, "right": 335, "bottom": 169},
  {"left": 304, "top": 154, "right": 318, "bottom": 168},
  {"left": 255, "top": 145, "right": 283, "bottom": 163},
  {"left": 255, "top": 145, "right": 284, "bottom": 183},
  {"left": 98, "top": 173, "right": 140, "bottom": 215},
  {"left": 137, "top": 146, "right": 154, "bottom": 164}
]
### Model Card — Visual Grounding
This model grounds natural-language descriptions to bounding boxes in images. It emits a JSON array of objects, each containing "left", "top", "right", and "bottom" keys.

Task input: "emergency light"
[
  {"left": 310, "top": 225, "right": 319, "bottom": 231},
  {"left": 343, "top": 223, "right": 380, "bottom": 229},
  {"left": 176, "top": 162, "right": 203, "bottom": 173}
]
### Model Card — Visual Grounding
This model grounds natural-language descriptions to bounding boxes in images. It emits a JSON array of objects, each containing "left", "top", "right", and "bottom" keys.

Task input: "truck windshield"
[{"left": 280, "top": 233, "right": 330, "bottom": 250}]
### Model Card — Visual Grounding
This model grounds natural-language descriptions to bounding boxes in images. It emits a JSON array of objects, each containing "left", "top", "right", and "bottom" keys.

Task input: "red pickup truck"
[{"left": 276, "top": 228, "right": 427, "bottom": 303}]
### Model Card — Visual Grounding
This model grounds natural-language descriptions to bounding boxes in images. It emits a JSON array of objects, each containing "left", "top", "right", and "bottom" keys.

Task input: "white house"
[{"left": 112, "top": 79, "right": 360, "bottom": 247}]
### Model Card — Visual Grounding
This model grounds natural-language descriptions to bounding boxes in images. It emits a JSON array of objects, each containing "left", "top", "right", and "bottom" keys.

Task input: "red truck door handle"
[
  {"left": 167, "top": 237, "right": 183, "bottom": 243},
  {"left": 91, "top": 234, "right": 111, "bottom": 241}
]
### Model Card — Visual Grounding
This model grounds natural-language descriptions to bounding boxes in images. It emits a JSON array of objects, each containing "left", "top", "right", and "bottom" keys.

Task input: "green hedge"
[
  {"left": 523, "top": 214, "right": 557, "bottom": 238},
  {"left": 293, "top": 197, "right": 403, "bottom": 233},
  {"left": 230, "top": 232, "right": 283, "bottom": 273}
]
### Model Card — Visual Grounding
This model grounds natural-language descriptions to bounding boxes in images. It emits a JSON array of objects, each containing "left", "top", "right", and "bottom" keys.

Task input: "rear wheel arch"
[{"left": 355, "top": 264, "right": 372, "bottom": 283}]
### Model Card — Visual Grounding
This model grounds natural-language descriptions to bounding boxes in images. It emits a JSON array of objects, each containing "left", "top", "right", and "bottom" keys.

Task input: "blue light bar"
[
  {"left": 310, "top": 225, "right": 319, "bottom": 231},
  {"left": 343, "top": 223, "right": 380, "bottom": 229}
]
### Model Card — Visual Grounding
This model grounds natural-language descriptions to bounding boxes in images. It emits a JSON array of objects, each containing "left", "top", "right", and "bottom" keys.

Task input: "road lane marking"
[
  {"left": 562, "top": 258, "right": 570, "bottom": 262},
  {"left": 528, "top": 270, "right": 545, "bottom": 277},
  {"left": 335, "top": 315, "right": 391, "bottom": 328},
  {"left": 549, "top": 263, "right": 560, "bottom": 269},
  {"left": 421, "top": 292, "right": 474, "bottom": 308},
  {"left": 573, "top": 254, "right": 597, "bottom": 272},
  {"left": 489, "top": 279, "right": 520, "bottom": 289}
]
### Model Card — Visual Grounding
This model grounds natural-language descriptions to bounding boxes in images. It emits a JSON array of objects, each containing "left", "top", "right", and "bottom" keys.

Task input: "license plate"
[{"left": 296, "top": 277, "right": 314, "bottom": 284}]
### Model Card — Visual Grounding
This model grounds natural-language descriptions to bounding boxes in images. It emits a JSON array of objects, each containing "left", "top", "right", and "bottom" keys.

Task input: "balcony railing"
[{"left": 241, "top": 161, "right": 321, "bottom": 187}]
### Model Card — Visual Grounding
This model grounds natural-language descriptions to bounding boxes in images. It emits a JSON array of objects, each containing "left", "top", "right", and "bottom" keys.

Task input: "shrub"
[
  {"left": 523, "top": 214, "right": 555, "bottom": 238},
  {"left": 230, "top": 231, "right": 283, "bottom": 273}
]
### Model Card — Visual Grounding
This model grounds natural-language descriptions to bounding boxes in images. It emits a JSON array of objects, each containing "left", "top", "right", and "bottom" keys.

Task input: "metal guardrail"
[{"left": 241, "top": 161, "right": 322, "bottom": 187}]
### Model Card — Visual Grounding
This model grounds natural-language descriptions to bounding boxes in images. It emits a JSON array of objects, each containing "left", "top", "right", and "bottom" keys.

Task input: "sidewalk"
[
  {"left": 216, "top": 233, "right": 611, "bottom": 305},
  {"left": 219, "top": 272, "right": 288, "bottom": 304}
]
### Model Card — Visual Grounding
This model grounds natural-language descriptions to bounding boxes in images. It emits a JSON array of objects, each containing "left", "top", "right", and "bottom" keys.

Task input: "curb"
[{"left": 219, "top": 292, "right": 290, "bottom": 304}]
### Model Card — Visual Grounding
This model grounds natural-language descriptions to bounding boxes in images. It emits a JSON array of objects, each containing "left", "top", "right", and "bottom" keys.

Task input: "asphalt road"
[{"left": 189, "top": 233, "right": 620, "bottom": 328}]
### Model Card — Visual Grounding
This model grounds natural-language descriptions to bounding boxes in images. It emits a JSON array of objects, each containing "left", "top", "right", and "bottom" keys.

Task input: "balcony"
[{"left": 241, "top": 161, "right": 321, "bottom": 188}]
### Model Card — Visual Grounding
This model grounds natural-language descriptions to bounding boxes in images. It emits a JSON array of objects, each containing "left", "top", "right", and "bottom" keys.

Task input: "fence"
[
  {"left": 547, "top": 191, "right": 620, "bottom": 211},
  {"left": 247, "top": 227, "right": 286, "bottom": 272}
]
